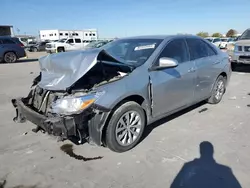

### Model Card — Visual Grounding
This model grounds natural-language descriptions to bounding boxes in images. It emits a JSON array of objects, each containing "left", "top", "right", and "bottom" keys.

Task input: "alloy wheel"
[{"left": 115, "top": 111, "right": 142, "bottom": 146}]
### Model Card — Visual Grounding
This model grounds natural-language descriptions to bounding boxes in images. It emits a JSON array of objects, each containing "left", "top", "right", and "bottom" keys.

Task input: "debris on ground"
[
  {"left": 199, "top": 108, "right": 208, "bottom": 113},
  {"left": 22, "top": 132, "right": 28, "bottom": 136},
  {"left": 26, "top": 150, "right": 33, "bottom": 154},
  {"left": 236, "top": 106, "right": 241, "bottom": 109},
  {"left": 30, "top": 72, "right": 33, "bottom": 74},
  {"left": 60, "top": 144, "right": 103, "bottom": 161},
  {"left": 50, "top": 156, "right": 54, "bottom": 159},
  {"left": 229, "top": 96, "right": 237, "bottom": 100},
  {"left": 0, "top": 180, "right": 6, "bottom": 188},
  {"left": 247, "top": 104, "right": 250, "bottom": 107}
]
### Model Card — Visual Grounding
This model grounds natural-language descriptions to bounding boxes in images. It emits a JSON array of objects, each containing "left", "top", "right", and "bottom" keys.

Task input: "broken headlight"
[{"left": 51, "top": 91, "right": 105, "bottom": 115}]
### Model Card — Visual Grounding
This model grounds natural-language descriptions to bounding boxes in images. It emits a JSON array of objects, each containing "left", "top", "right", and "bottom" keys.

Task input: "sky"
[{"left": 1, "top": 0, "right": 250, "bottom": 38}]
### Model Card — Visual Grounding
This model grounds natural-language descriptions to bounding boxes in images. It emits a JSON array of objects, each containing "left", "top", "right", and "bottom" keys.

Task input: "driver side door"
[
  {"left": 149, "top": 38, "right": 196, "bottom": 118},
  {"left": 65, "top": 39, "right": 76, "bottom": 51}
]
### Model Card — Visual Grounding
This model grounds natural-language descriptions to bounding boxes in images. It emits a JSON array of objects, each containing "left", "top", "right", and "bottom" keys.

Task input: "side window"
[
  {"left": 1, "top": 39, "right": 15, "bottom": 44},
  {"left": 67, "top": 39, "right": 74, "bottom": 43},
  {"left": 60, "top": 33, "right": 63, "bottom": 36},
  {"left": 75, "top": 39, "right": 81, "bottom": 43},
  {"left": 158, "top": 39, "right": 189, "bottom": 63},
  {"left": 186, "top": 38, "right": 210, "bottom": 60}
]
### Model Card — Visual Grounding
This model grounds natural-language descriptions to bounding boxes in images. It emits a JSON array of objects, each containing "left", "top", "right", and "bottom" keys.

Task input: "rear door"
[
  {"left": 0, "top": 38, "right": 23, "bottom": 57},
  {"left": 186, "top": 38, "right": 219, "bottom": 100},
  {"left": 149, "top": 38, "right": 196, "bottom": 117},
  {"left": 74, "top": 38, "right": 84, "bottom": 49}
]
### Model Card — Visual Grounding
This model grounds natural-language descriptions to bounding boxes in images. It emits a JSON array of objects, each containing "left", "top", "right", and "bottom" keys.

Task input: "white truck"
[{"left": 45, "top": 38, "right": 92, "bottom": 53}]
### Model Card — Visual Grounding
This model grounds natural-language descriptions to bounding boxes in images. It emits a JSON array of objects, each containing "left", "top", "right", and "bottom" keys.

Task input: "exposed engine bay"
[{"left": 12, "top": 49, "right": 134, "bottom": 145}]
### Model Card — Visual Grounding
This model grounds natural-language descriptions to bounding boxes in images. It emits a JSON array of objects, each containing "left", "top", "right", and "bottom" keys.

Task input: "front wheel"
[
  {"left": 32, "top": 47, "right": 38, "bottom": 52},
  {"left": 208, "top": 75, "right": 226, "bottom": 104},
  {"left": 57, "top": 47, "right": 64, "bottom": 53},
  {"left": 105, "top": 101, "right": 146, "bottom": 152}
]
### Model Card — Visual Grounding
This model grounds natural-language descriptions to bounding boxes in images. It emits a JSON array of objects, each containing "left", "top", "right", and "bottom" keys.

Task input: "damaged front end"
[{"left": 12, "top": 49, "right": 131, "bottom": 145}]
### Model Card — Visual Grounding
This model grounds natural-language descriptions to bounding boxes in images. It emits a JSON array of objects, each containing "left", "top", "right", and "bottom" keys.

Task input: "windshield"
[
  {"left": 221, "top": 38, "right": 228, "bottom": 42},
  {"left": 206, "top": 39, "right": 212, "bottom": 42},
  {"left": 102, "top": 38, "right": 163, "bottom": 67},
  {"left": 58, "top": 39, "right": 67, "bottom": 43},
  {"left": 240, "top": 29, "right": 250, "bottom": 40},
  {"left": 86, "top": 41, "right": 103, "bottom": 48}
]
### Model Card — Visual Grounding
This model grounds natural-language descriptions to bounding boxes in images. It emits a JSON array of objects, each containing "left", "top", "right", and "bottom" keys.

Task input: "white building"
[{"left": 39, "top": 29, "right": 98, "bottom": 41}]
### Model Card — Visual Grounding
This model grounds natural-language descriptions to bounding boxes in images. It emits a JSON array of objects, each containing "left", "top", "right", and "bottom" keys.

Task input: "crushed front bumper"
[
  {"left": 11, "top": 98, "right": 111, "bottom": 146},
  {"left": 12, "top": 98, "right": 77, "bottom": 139}
]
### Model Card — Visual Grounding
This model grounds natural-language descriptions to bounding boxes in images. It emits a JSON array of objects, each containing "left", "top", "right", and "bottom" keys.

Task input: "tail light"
[{"left": 18, "top": 43, "right": 24, "bottom": 47}]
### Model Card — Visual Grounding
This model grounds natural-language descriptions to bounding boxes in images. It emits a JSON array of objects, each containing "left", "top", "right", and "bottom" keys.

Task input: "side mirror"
[{"left": 150, "top": 57, "right": 178, "bottom": 71}]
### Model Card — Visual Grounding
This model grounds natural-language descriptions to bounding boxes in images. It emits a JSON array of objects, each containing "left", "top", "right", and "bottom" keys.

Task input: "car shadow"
[
  {"left": 232, "top": 63, "right": 250, "bottom": 73},
  {"left": 170, "top": 141, "right": 242, "bottom": 188},
  {"left": 0, "top": 59, "right": 38, "bottom": 64},
  {"left": 140, "top": 101, "right": 207, "bottom": 143},
  {"left": 17, "top": 58, "right": 38, "bottom": 63}
]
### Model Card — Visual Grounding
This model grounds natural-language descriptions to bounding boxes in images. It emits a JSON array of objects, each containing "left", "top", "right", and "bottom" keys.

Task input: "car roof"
[
  {"left": 119, "top": 34, "right": 200, "bottom": 40},
  {"left": 0, "top": 36, "right": 17, "bottom": 39}
]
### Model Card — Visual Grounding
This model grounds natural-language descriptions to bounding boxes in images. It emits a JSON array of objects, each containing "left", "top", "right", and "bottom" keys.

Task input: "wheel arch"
[{"left": 100, "top": 94, "right": 149, "bottom": 145}]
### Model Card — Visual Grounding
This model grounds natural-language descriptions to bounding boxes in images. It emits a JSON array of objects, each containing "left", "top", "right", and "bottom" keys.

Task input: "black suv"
[{"left": 27, "top": 41, "right": 49, "bottom": 52}]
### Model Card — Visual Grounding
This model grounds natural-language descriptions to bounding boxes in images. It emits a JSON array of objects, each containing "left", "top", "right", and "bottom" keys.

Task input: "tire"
[
  {"left": 4, "top": 52, "right": 17, "bottom": 63},
  {"left": 208, "top": 75, "right": 226, "bottom": 104},
  {"left": 57, "top": 47, "right": 64, "bottom": 53},
  {"left": 32, "top": 47, "right": 38, "bottom": 52},
  {"left": 105, "top": 101, "right": 146, "bottom": 152}
]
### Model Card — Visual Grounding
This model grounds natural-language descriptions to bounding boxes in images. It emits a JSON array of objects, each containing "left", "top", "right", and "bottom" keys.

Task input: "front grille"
[
  {"left": 239, "top": 56, "right": 250, "bottom": 61},
  {"left": 46, "top": 44, "right": 51, "bottom": 48},
  {"left": 244, "top": 46, "right": 250, "bottom": 52}
]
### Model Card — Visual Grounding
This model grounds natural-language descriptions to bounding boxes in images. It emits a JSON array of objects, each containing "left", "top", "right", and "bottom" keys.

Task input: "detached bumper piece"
[{"left": 12, "top": 98, "right": 76, "bottom": 140}]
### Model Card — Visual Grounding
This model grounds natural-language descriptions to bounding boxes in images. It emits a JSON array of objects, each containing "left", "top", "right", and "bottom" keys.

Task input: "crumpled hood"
[{"left": 38, "top": 49, "right": 103, "bottom": 91}]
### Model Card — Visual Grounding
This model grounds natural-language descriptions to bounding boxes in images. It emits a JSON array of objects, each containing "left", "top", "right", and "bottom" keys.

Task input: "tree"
[
  {"left": 212, "top": 32, "right": 223, "bottom": 38},
  {"left": 226, "top": 29, "right": 237, "bottom": 37},
  {"left": 196, "top": 32, "right": 209, "bottom": 38}
]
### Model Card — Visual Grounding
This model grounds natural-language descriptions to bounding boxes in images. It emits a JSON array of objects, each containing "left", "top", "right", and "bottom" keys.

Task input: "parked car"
[
  {"left": 84, "top": 40, "right": 111, "bottom": 50},
  {"left": 220, "top": 38, "right": 235, "bottom": 49},
  {"left": 45, "top": 38, "right": 92, "bottom": 53},
  {"left": 12, "top": 35, "right": 231, "bottom": 152},
  {"left": 0, "top": 36, "right": 27, "bottom": 63},
  {"left": 231, "top": 28, "right": 250, "bottom": 67},
  {"left": 28, "top": 41, "right": 49, "bottom": 52},
  {"left": 205, "top": 37, "right": 222, "bottom": 48}
]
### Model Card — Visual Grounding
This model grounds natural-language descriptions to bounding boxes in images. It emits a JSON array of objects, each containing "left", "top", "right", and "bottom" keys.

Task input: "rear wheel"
[
  {"left": 105, "top": 101, "right": 146, "bottom": 152},
  {"left": 208, "top": 75, "right": 226, "bottom": 104},
  {"left": 4, "top": 52, "right": 17, "bottom": 63}
]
